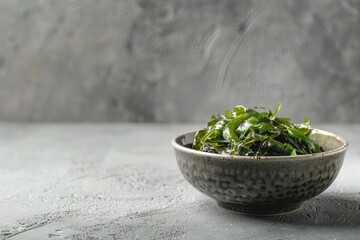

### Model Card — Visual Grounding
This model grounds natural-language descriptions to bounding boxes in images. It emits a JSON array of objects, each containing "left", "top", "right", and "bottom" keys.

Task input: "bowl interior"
[{"left": 309, "top": 130, "right": 346, "bottom": 152}]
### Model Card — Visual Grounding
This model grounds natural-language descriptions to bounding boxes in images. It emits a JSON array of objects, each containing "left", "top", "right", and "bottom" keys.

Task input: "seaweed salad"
[{"left": 192, "top": 104, "right": 323, "bottom": 156}]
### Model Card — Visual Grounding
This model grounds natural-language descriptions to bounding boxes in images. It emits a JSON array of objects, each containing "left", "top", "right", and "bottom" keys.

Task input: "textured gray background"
[{"left": 0, "top": 0, "right": 359, "bottom": 123}]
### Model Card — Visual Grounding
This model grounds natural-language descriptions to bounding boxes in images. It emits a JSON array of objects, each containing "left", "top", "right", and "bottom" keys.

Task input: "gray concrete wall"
[{"left": 0, "top": 0, "right": 359, "bottom": 123}]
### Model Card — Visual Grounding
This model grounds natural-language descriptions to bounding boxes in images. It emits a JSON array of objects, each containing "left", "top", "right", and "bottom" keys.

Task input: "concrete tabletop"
[{"left": 0, "top": 123, "right": 359, "bottom": 240}]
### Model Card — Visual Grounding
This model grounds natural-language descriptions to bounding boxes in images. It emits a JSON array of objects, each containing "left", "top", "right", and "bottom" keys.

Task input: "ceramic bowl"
[{"left": 172, "top": 129, "right": 348, "bottom": 216}]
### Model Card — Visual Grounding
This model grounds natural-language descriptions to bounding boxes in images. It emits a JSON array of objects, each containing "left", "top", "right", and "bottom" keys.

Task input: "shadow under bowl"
[{"left": 172, "top": 129, "right": 348, "bottom": 216}]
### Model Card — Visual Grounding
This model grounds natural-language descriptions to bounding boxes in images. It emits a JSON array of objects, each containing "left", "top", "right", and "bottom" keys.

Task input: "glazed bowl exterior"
[{"left": 172, "top": 129, "right": 348, "bottom": 215}]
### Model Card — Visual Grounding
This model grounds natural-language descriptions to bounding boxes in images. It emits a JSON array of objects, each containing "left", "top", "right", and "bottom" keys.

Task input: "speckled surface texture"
[
  {"left": 0, "top": 124, "right": 359, "bottom": 239},
  {"left": 0, "top": 0, "right": 359, "bottom": 122}
]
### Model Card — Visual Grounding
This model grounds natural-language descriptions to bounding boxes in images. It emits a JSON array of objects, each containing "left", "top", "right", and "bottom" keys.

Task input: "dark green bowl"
[{"left": 172, "top": 129, "right": 348, "bottom": 216}]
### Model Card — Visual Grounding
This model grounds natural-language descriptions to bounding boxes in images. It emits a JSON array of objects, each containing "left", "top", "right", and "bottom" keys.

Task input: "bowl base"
[{"left": 217, "top": 201, "right": 301, "bottom": 216}]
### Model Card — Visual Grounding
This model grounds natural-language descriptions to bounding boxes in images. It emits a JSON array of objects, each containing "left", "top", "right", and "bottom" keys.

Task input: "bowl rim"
[{"left": 172, "top": 128, "right": 348, "bottom": 162}]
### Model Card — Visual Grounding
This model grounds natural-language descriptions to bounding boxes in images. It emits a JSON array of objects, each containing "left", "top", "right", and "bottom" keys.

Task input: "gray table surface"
[{"left": 0, "top": 123, "right": 359, "bottom": 240}]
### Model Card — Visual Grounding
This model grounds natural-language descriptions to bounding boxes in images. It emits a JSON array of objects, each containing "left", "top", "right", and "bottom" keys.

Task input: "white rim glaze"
[{"left": 172, "top": 128, "right": 348, "bottom": 162}]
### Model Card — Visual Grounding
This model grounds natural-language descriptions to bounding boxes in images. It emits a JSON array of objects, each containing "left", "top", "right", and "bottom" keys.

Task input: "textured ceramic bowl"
[{"left": 172, "top": 129, "right": 348, "bottom": 216}]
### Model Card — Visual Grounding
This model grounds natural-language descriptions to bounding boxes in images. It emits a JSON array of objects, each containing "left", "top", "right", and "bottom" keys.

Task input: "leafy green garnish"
[{"left": 192, "top": 104, "right": 323, "bottom": 156}]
